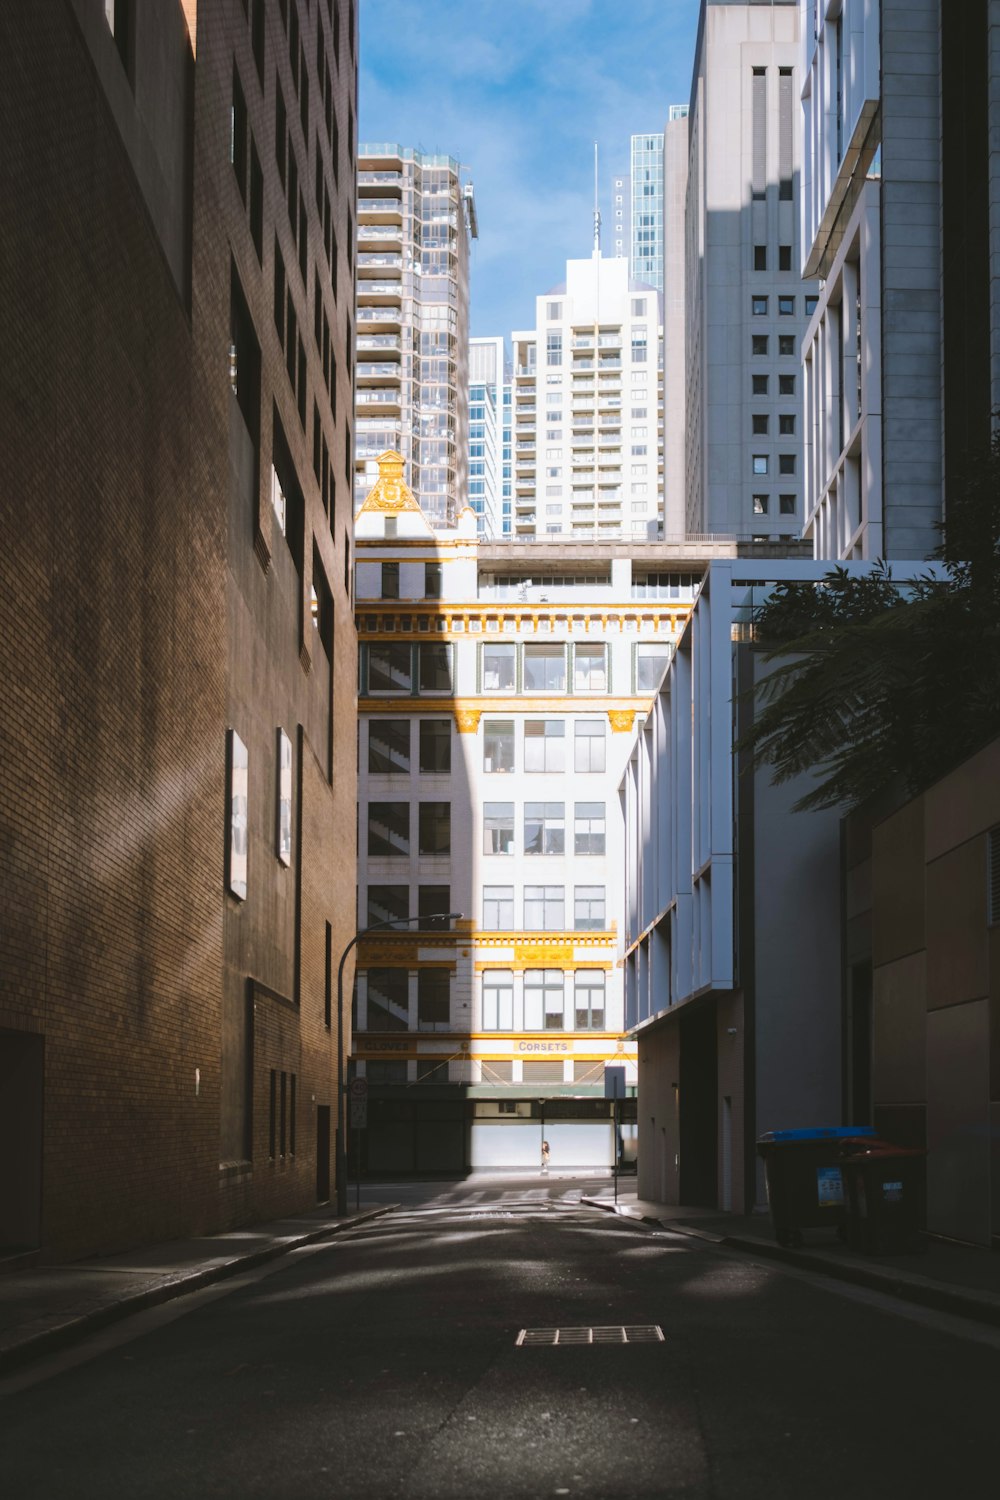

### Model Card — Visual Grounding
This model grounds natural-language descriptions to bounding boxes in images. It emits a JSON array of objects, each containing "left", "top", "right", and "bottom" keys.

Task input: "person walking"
[{"left": 540, "top": 1139, "right": 551, "bottom": 1175}]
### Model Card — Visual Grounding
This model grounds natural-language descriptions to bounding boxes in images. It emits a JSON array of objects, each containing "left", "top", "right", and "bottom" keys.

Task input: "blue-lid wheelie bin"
[
  {"left": 840, "top": 1141, "right": 927, "bottom": 1254},
  {"left": 756, "top": 1127, "right": 877, "bottom": 1247}
]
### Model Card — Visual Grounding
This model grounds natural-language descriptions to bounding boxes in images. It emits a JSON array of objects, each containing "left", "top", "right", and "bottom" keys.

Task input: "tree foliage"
[{"left": 740, "top": 432, "right": 1000, "bottom": 812}]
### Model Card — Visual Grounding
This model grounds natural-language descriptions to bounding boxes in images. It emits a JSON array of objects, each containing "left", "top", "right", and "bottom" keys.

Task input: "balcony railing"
[
  {"left": 357, "top": 334, "right": 402, "bottom": 352},
  {"left": 357, "top": 197, "right": 404, "bottom": 215},
  {"left": 357, "top": 363, "right": 401, "bottom": 380},
  {"left": 356, "top": 389, "right": 402, "bottom": 405},
  {"left": 357, "top": 224, "right": 403, "bottom": 242},
  {"left": 357, "top": 253, "right": 403, "bottom": 270}
]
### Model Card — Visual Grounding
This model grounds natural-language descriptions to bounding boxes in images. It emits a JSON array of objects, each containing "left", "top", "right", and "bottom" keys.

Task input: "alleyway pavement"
[
  {"left": 584, "top": 1185, "right": 1000, "bottom": 1327},
  {"left": 0, "top": 1203, "right": 393, "bottom": 1374},
  {"left": 3, "top": 1173, "right": 1000, "bottom": 1377}
]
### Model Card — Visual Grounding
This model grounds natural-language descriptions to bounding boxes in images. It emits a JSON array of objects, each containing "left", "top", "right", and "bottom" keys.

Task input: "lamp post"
[{"left": 335, "top": 911, "right": 463, "bottom": 1215}]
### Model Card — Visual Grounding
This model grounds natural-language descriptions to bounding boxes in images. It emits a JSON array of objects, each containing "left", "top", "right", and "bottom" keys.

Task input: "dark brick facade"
[{"left": 0, "top": 0, "right": 358, "bottom": 1262}]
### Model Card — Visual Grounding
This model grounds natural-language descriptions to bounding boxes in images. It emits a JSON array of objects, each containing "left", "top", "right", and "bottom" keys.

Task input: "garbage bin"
[
  {"left": 840, "top": 1142, "right": 927, "bottom": 1255},
  {"left": 756, "top": 1127, "right": 877, "bottom": 1248}
]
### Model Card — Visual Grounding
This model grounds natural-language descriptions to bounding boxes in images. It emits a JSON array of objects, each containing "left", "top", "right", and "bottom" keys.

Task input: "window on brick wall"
[
  {"left": 276, "top": 728, "right": 292, "bottom": 866},
  {"left": 104, "top": 0, "right": 134, "bottom": 84},
  {"left": 229, "top": 263, "right": 261, "bottom": 453},
  {"left": 231, "top": 66, "right": 248, "bottom": 201}
]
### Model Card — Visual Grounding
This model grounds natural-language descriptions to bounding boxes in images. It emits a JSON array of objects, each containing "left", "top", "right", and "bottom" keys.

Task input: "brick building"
[{"left": 0, "top": 0, "right": 358, "bottom": 1262}]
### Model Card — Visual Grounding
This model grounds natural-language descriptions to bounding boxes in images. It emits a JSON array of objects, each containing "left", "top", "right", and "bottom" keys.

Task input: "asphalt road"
[{"left": 2, "top": 1176, "right": 998, "bottom": 1499}]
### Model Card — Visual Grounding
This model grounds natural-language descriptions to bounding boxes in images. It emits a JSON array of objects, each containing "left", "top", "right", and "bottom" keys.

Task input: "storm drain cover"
[{"left": 516, "top": 1325, "right": 664, "bottom": 1347}]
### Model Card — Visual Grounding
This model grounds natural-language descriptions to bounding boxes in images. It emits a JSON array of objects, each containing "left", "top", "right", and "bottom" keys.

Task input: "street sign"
[
  {"left": 349, "top": 1076, "right": 368, "bottom": 1129},
  {"left": 604, "top": 1065, "right": 626, "bottom": 1100}
]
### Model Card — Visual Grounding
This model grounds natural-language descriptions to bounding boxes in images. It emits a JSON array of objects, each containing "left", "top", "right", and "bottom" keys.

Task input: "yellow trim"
[
  {"left": 359, "top": 697, "right": 654, "bottom": 732},
  {"left": 354, "top": 450, "right": 424, "bottom": 517},
  {"left": 356, "top": 601, "right": 688, "bottom": 636}
]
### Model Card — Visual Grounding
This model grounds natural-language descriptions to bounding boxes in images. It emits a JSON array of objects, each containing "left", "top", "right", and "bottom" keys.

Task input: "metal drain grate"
[{"left": 516, "top": 1325, "right": 664, "bottom": 1347}]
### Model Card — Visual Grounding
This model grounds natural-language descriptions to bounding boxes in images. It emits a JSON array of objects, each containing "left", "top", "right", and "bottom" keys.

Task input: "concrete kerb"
[
  {"left": 0, "top": 1205, "right": 396, "bottom": 1376},
  {"left": 581, "top": 1196, "right": 1000, "bottom": 1330}
]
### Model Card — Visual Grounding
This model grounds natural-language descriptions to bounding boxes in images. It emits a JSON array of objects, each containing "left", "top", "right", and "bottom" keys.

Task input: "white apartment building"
[
  {"left": 355, "top": 144, "right": 477, "bottom": 527},
  {"left": 800, "top": 0, "right": 999, "bottom": 560},
  {"left": 510, "top": 254, "right": 664, "bottom": 540},
  {"left": 685, "top": 0, "right": 817, "bottom": 540},
  {"left": 468, "top": 335, "right": 508, "bottom": 540}
]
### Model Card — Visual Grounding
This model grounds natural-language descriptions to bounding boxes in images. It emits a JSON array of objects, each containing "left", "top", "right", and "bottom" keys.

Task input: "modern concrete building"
[
  {"left": 510, "top": 254, "right": 664, "bottom": 539},
  {"left": 620, "top": 558, "right": 940, "bottom": 1213},
  {"left": 843, "top": 736, "right": 1000, "bottom": 1248},
  {"left": 468, "top": 335, "right": 509, "bottom": 539},
  {"left": 800, "top": 0, "right": 1000, "bottom": 560},
  {"left": 355, "top": 144, "right": 477, "bottom": 528},
  {"left": 663, "top": 108, "right": 690, "bottom": 538},
  {"left": 1, "top": 0, "right": 358, "bottom": 1261},
  {"left": 685, "top": 0, "right": 817, "bottom": 541}
]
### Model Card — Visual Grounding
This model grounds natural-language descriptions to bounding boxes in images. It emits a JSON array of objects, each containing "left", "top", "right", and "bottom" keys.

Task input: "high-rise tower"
[
  {"left": 355, "top": 145, "right": 477, "bottom": 528},
  {"left": 510, "top": 255, "right": 664, "bottom": 539}
]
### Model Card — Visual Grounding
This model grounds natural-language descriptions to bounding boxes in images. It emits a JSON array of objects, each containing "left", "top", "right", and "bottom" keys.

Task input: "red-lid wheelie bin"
[
  {"left": 840, "top": 1141, "right": 927, "bottom": 1254},
  {"left": 756, "top": 1127, "right": 877, "bottom": 1247}
]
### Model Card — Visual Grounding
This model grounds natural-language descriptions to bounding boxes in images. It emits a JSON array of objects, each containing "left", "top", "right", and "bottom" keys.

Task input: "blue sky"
[{"left": 358, "top": 0, "right": 700, "bottom": 338}]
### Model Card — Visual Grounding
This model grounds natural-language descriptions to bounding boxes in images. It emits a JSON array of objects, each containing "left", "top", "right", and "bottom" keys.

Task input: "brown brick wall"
[{"left": 0, "top": 0, "right": 358, "bottom": 1261}]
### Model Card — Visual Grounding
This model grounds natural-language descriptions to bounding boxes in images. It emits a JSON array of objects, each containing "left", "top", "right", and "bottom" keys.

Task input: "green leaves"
[{"left": 739, "top": 442, "right": 1000, "bottom": 812}]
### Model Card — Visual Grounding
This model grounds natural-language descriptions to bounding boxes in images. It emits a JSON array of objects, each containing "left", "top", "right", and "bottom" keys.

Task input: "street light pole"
[{"left": 335, "top": 911, "right": 463, "bottom": 1215}]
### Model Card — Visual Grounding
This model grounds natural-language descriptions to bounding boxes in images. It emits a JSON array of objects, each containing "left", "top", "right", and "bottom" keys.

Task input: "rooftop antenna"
[{"left": 593, "top": 141, "right": 601, "bottom": 254}]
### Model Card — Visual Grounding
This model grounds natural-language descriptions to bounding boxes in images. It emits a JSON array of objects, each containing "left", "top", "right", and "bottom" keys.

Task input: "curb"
[
  {"left": 581, "top": 1197, "right": 1000, "bottom": 1330},
  {"left": 0, "top": 1204, "right": 395, "bottom": 1376}
]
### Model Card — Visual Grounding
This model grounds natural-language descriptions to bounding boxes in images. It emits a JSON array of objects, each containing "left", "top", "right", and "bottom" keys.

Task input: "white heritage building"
[{"left": 350, "top": 451, "right": 737, "bottom": 1173}]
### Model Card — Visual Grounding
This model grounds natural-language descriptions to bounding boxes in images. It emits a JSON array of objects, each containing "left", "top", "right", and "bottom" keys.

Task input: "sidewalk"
[
  {"left": 0, "top": 1203, "right": 393, "bottom": 1375},
  {"left": 584, "top": 1187, "right": 1000, "bottom": 1328}
]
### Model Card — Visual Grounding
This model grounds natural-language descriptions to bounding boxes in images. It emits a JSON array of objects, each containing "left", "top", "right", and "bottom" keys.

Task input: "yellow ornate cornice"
[
  {"left": 359, "top": 695, "right": 650, "bottom": 719},
  {"left": 454, "top": 708, "right": 481, "bottom": 734},
  {"left": 355, "top": 450, "right": 424, "bottom": 516},
  {"left": 608, "top": 709, "right": 636, "bottom": 734}
]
